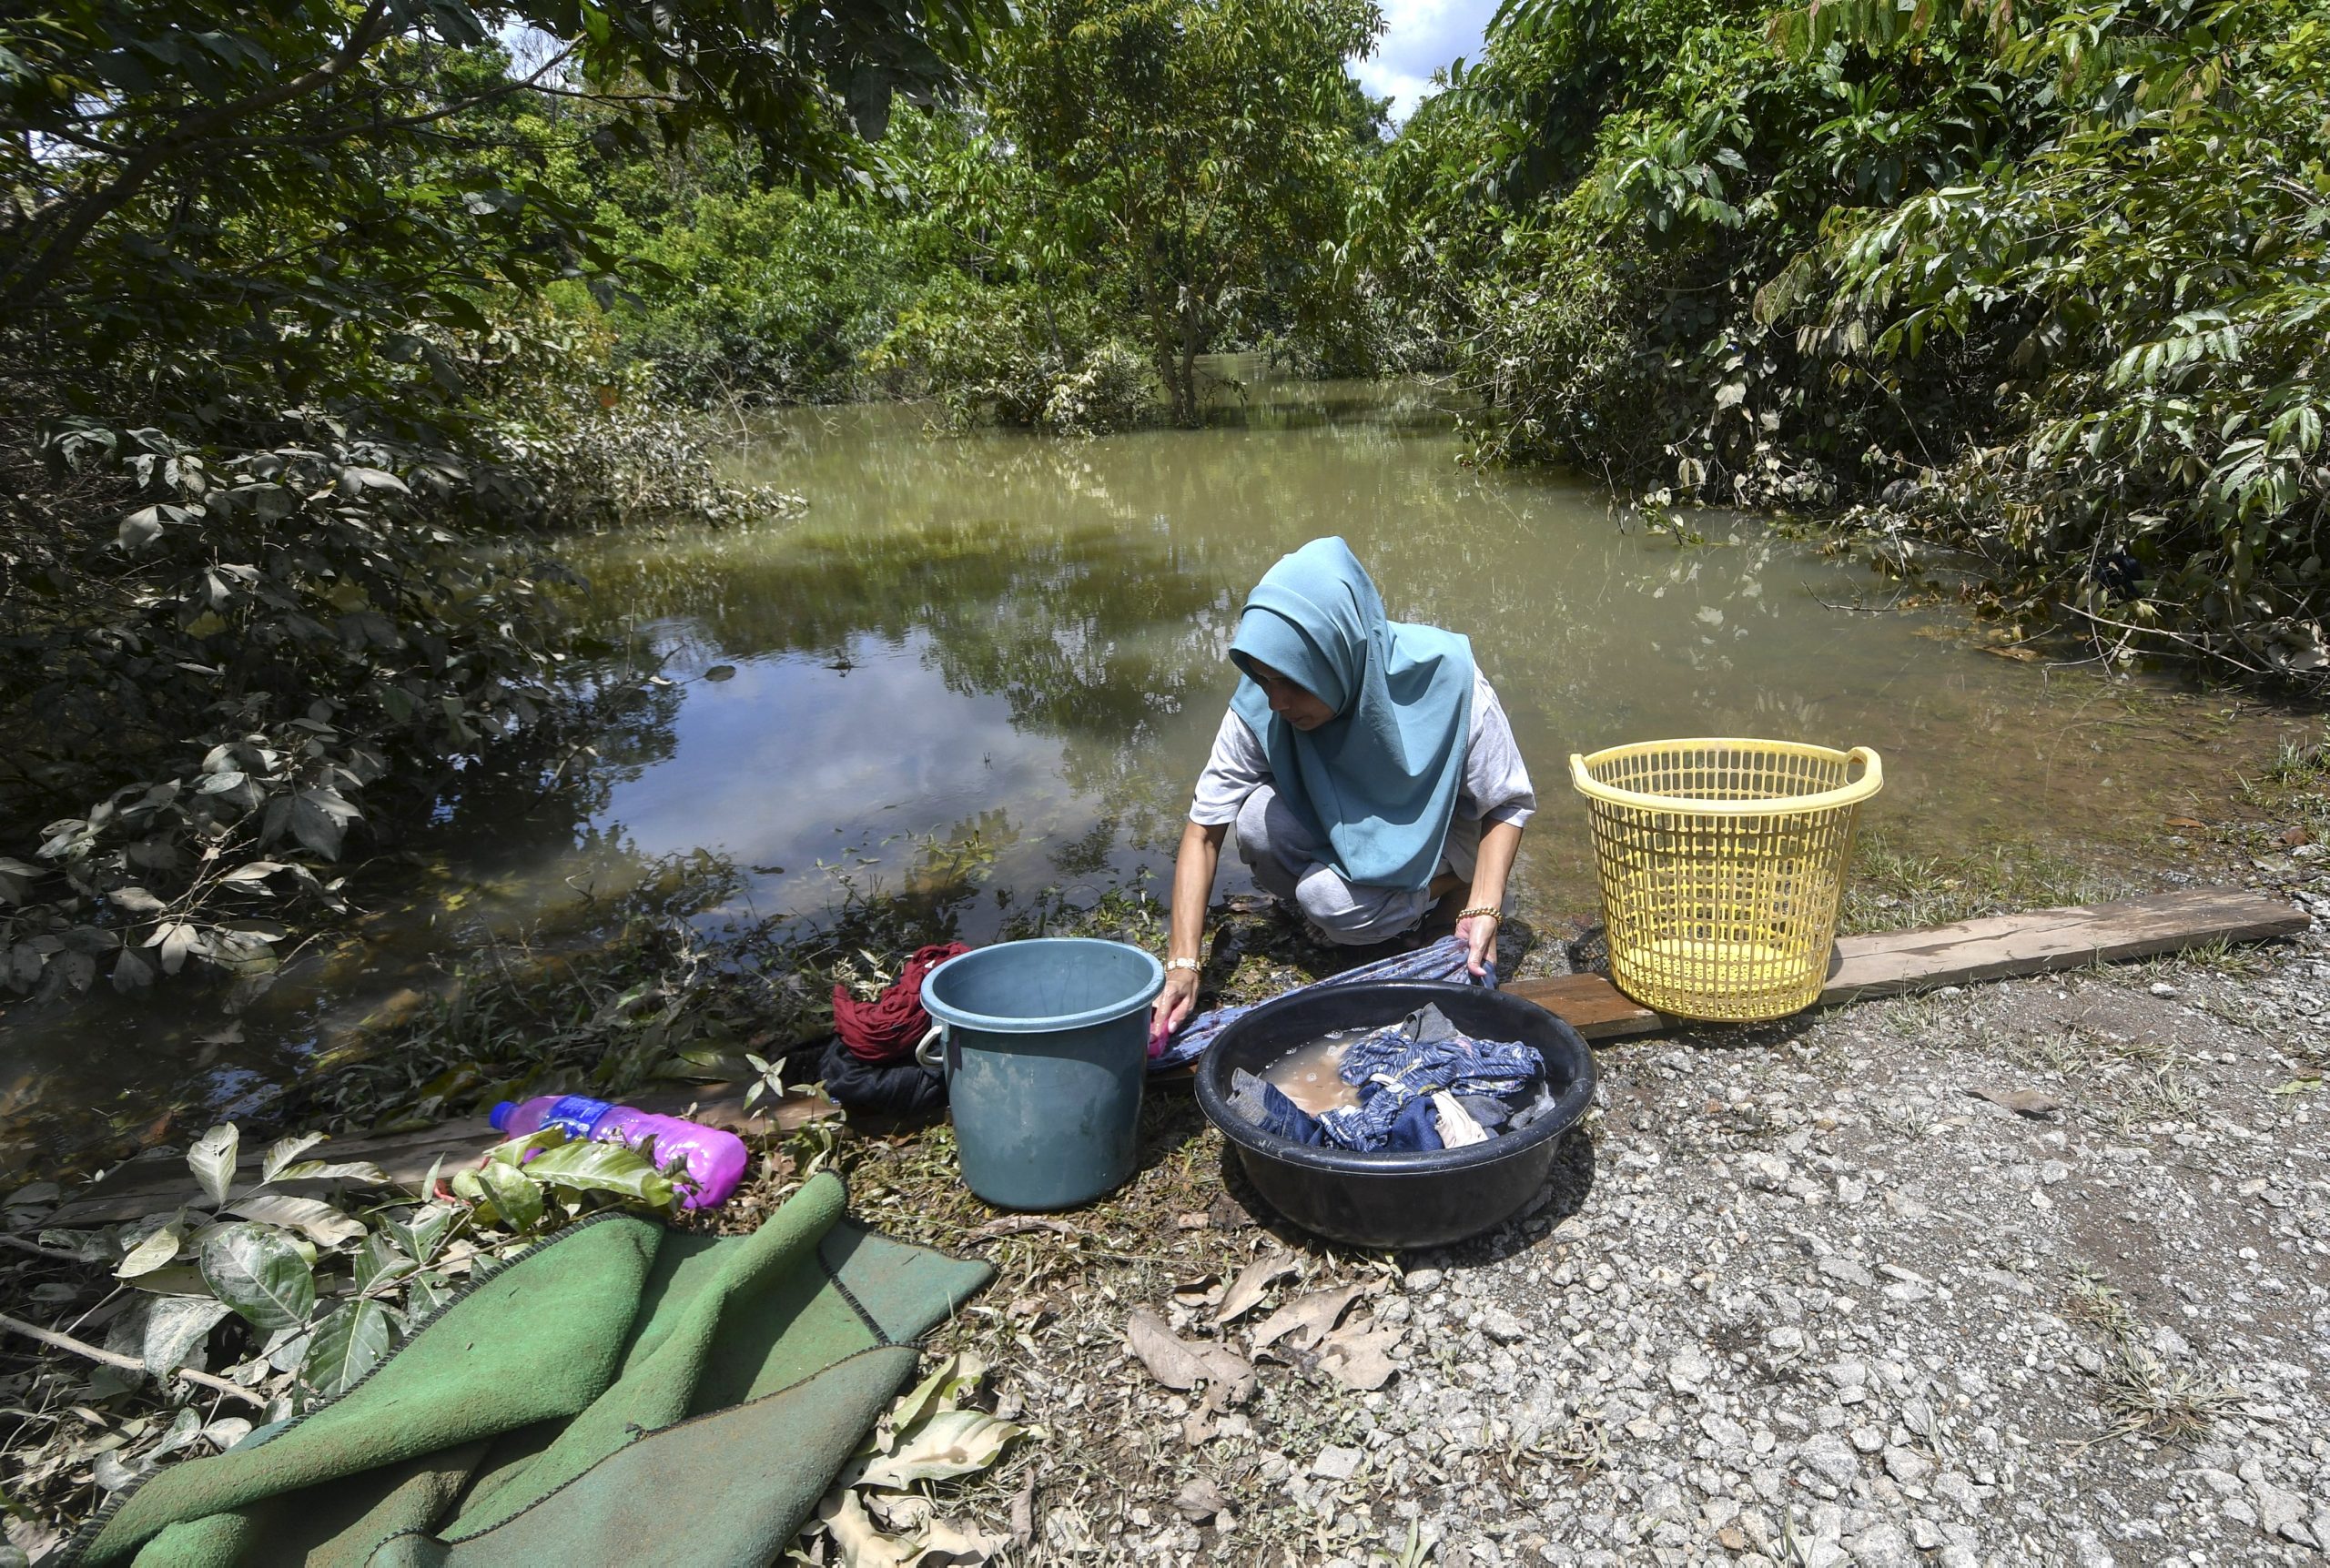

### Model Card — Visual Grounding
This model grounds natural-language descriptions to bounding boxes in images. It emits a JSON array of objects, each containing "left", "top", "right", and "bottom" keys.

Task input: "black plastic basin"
[{"left": 1193, "top": 980, "right": 1597, "bottom": 1249}]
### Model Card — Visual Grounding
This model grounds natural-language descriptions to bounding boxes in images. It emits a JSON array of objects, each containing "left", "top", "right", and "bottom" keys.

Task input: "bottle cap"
[{"left": 489, "top": 1100, "right": 516, "bottom": 1131}]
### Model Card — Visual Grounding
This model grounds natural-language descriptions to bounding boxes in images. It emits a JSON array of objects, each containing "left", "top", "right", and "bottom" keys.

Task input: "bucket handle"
[{"left": 915, "top": 1022, "right": 948, "bottom": 1074}]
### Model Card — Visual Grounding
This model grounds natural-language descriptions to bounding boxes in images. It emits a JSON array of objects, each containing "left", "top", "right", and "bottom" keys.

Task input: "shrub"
[{"left": 876, "top": 278, "right": 1158, "bottom": 432}]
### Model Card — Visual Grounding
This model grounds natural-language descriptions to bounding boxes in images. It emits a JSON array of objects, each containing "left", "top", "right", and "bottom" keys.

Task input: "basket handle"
[{"left": 1846, "top": 747, "right": 1883, "bottom": 792}]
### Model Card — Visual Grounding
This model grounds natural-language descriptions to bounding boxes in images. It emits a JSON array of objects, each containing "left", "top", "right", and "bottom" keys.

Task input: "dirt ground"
[{"left": 829, "top": 875, "right": 2330, "bottom": 1567}]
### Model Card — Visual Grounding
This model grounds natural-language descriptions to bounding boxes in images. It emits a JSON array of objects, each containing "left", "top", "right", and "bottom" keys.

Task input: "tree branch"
[
  {"left": 0, "top": 1309, "right": 268, "bottom": 1409},
  {"left": 1, "top": 0, "right": 400, "bottom": 310}
]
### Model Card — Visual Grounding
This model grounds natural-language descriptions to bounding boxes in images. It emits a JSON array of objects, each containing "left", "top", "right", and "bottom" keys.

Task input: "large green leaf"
[
  {"left": 472, "top": 1158, "right": 546, "bottom": 1230},
  {"left": 116, "top": 1220, "right": 184, "bottom": 1280},
  {"left": 385, "top": 1204, "right": 460, "bottom": 1265},
  {"left": 268, "top": 1158, "right": 390, "bottom": 1184},
  {"left": 227, "top": 1193, "right": 365, "bottom": 1247},
  {"left": 301, "top": 1300, "right": 392, "bottom": 1397},
  {"left": 260, "top": 1132, "right": 326, "bottom": 1181},
  {"left": 353, "top": 1233, "right": 418, "bottom": 1294},
  {"left": 198, "top": 1222, "right": 316, "bottom": 1332},
  {"left": 142, "top": 1296, "right": 233, "bottom": 1372},
  {"left": 188, "top": 1124, "right": 239, "bottom": 1208},
  {"left": 517, "top": 1139, "right": 678, "bottom": 1208}
]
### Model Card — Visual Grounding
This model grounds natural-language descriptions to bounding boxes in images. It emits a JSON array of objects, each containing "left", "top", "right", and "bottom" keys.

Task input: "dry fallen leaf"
[
  {"left": 1173, "top": 1477, "right": 1231, "bottom": 1522},
  {"left": 866, "top": 1495, "right": 1009, "bottom": 1563},
  {"left": 1126, "top": 1309, "right": 1256, "bottom": 1408},
  {"left": 1250, "top": 1285, "right": 1361, "bottom": 1352},
  {"left": 1008, "top": 1472, "right": 1035, "bottom": 1548},
  {"left": 1213, "top": 1247, "right": 1298, "bottom": 1326},
  {"left": 1316, "top": 1318, "right": 1406, "bottom": 1391},
  {"left": 1175, "top": 1211, "right": 1209, "bottom": 1230},
  {"left": 817, "top": 1487, "right": 919, "bottom": 1568},
  {"left": 879, "top": 1351, "right": 987, "bottom": 1446},
  {"left": 1170, "top": 1273, "right": 1223, "bottom": 1309},
  {"left": 859, "top": 1410, "right": 1033, "bottom": 1490},
  {"left": 1968, "top": 1085, "right": 2062, "bottom": 1118},
  {"left": 918, "top": 1512, "right": 1010, "bottom": 1562},
  {"left": 1206, "top": 1191, "right": 1260, "bottom": 1230}
]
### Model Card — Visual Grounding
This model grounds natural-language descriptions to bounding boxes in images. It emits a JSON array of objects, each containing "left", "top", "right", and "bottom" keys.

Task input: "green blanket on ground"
[{"left": 66, "top": 1173, "right": 988, "bottom": 1568}]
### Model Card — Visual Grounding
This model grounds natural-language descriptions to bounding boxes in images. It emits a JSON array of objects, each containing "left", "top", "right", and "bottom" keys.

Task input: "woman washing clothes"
[{"left": 1150, "top": 537, "right": 1536, "bottom": 1042}]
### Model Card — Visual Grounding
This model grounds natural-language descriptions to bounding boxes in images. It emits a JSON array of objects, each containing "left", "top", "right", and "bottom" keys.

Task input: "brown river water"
[{"left": 0, "top": 369, "right": 2313, "bottom": 1175}]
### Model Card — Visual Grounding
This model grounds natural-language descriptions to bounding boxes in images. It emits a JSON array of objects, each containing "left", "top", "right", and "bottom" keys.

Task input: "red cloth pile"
[{"left": 834, "top": 943, "right": 969, "bottom": 1064}]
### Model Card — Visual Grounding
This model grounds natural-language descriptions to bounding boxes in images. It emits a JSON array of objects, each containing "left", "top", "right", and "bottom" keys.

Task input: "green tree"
[
  {"left": 988, "top": 0, "right": 1386, "bottom": 423},
  {"left": 1377, "top": 0, "right": 2325, "bottom": 682},
  {"left": 1, "top": 0, "right": 1000, "bottom": 420},
  {"left": 0, "top": 0, "right": 1008, "bottom": 1004}
]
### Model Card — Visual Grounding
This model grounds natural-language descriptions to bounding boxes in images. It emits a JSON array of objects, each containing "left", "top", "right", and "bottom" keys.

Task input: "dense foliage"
[
  {"left": 562, "top": 0, "right": 1393, "bottom": 424},
  {"left": 0, "top": 0, "right": 1003, "bottom": 1006},
  {"left": 1388, "top": 0, "right": 2328, "bottom": 681}
]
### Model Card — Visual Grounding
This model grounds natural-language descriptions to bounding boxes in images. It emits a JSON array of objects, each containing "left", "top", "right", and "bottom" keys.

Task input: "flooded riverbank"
[{"left": 0, "top": 373, "right": 2316, "bottom": 1175}]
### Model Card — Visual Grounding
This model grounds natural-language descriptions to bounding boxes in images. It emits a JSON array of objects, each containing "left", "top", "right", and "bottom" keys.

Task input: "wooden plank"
[
  {"left": 1504, "top": 885, "right": 2303, "bottom": 1031},
  {"left": 1821, "top": 886, "right": 2307, "bottom": 1003},
  {"left": 46, "top": 1086, "right": 840, "bottom": 1228},
  {"left": 1504, "top": 973, "right": 1662, "bottom": 1040}
]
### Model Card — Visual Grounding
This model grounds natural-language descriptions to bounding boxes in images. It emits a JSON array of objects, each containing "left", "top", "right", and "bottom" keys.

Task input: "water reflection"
[{"left": 571, "top": 385, "right": 2284, "bottom": 926}]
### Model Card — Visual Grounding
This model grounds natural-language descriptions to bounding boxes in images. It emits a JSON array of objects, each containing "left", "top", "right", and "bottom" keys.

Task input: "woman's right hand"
[{"left": 1151, "top": 965, "right": 1202, "bottom": 1046}]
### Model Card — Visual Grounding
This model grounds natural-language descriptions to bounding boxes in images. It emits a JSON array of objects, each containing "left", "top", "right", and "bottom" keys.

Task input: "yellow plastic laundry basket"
[{"left": 1570, "top": 739, "right": 1882, "bottom": 1022}]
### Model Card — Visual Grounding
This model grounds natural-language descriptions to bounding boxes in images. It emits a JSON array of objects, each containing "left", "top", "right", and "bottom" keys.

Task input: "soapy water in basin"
[{"left": 1262, "top": 1032, "right": 1363, "bottom": 1117}]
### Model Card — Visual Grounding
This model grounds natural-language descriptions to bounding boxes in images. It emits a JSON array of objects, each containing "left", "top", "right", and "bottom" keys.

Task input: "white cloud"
[{"left": 1353, "top": 0, "right": 1503, "bottom": 122}]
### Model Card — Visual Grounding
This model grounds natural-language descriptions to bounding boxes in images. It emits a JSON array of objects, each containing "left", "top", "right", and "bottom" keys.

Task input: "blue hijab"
[{"left": 1228, "top": 539, "right": 1474, "bottom": 891}]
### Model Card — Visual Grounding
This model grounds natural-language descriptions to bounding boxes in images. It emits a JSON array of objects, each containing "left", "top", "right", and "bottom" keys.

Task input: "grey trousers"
[{"left": 1233, "top": 785, "right": 1440, "bottom": 946}]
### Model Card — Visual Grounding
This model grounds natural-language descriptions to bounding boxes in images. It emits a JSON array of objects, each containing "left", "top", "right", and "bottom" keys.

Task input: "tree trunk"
[{"left": 1176, "top": 288, "right": 1204, "bottom": 428}]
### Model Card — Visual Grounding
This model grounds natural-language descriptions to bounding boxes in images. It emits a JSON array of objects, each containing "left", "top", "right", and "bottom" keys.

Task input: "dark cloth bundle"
[
  {"left": 820, "top": 945, "right": 966, "bottom": 1117},
  {"left": 818, "top": 1037, "right": 947, "bottom": 1118},
  {"left": 833, "top": 943, "right": 967, "bottom": 1064}
]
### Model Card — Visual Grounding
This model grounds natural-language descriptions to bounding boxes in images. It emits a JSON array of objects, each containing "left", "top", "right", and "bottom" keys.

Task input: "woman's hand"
[
  {"left": 1458, "top": 821, "right": 1524, "bottom": 978},
  {"left": 1153, "top": 820, "right": 1227, "bottom": 1048},
  {"left": 1151, "top": 966, "right": 1202, "bottom": 1045},
  {"left": 1457, "top": 913, "right": 1498, "bottom": 978}
]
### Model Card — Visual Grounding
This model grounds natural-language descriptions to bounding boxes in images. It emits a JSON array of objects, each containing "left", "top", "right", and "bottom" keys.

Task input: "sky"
[{"left": 1352, "top": 0, "right": 1503, "bottom": 121}]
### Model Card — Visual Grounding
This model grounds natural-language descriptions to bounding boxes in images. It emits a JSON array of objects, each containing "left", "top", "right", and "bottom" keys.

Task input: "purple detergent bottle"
[{"left": 488, "top": 1094, "right": 749, "bottom": 1210}]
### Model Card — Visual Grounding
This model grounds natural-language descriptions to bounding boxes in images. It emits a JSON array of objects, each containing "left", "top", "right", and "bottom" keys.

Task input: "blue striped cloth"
[
  {"left": 1151, "top": 934, "right": 1493, "bottom": 1074},
  {"left": 1315, "top": 1004, "right": 1540, "bottom": 1151}
]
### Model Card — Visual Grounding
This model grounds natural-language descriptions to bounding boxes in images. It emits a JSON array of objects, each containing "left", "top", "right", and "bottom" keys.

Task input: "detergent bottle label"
[{"left": 541, "top": 1095, "right": 613, "bottom": 1138}]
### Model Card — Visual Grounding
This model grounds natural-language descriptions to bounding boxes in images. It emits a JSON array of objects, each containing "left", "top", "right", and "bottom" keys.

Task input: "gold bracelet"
[
  {"left": 1165, "top": 956, "right": 1203, "bottom": 974},
  {"left": 1456, "top": 905, "right": 1502, "bottom": 925}
]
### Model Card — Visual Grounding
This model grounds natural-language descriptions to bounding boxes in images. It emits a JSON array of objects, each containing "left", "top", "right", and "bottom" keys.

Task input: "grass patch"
[
  {"left": 2064, "top": 1270, "right": 2245, "bottom": 1445},
  {"left": 2009, "top": 1027, "right": 2203, "bottom": 1133},
  {"left": 1840, "top": 831, "right": 2124, "bottom": 936},
  {"left": 2234, "top": 721, "right": 2330, "bottom": 847}
]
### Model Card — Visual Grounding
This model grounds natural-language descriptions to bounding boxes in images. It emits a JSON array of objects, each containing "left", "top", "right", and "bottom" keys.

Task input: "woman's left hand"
[{"left": 1457, "top": 912, "right": 1498, "bottom": 978}]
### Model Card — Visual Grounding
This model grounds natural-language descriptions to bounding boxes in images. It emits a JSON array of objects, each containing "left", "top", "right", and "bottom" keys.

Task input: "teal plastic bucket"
[{"left": 917, "top": 939, "right": 1163, "bottom": 1210}]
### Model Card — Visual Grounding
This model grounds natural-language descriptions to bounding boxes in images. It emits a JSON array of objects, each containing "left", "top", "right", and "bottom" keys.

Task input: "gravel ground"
[{"left": 964, "top": 882, "right": 2329, "bottom": 1568}]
